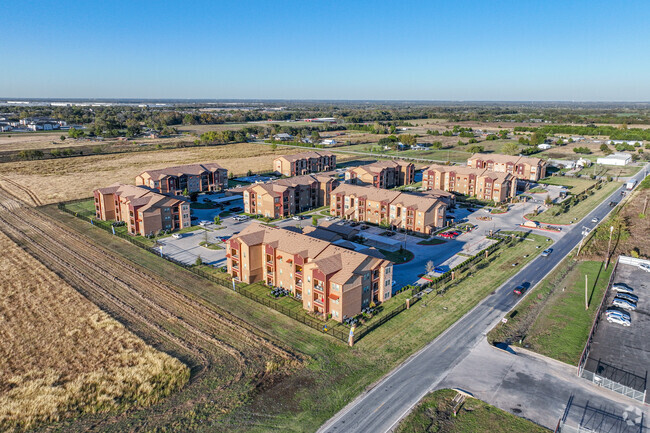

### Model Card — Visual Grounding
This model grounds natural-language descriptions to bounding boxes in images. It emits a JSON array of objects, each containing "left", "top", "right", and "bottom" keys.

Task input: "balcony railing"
[
  {"left": 314, "top": 298, "right": 324, "bottom": 306},
  {"left": 314, "top": 285, "right": 325, "bottom": 292}
]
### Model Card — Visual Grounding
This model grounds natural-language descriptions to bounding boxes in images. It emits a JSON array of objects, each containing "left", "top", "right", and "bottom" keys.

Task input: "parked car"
[
  {"left": 202, "top": 198, "right": 212, "bottom": 202},
  {"left": 612, "top": 283, "right": 634, "bottom": 294},
  {"left": 171, "top": 233, "right": 182, "bottom": 239},
  {"left": 606, "top": 308, "right": 631, "bottom": 321},
  {"left": 591, "top": 217, "right": 599, "bottom": 223},
  {"left": 230, "top": 206, "right": 243, "bottom": 212},
  {"left": 541, "top": 248, "right": 553, "bottom": 257},
  {"left": 433, "top": 266, "right": 445, "bottom": 274},
  {"left": 615, "top": 292, "right": 638, "bottom": 303},
  {"left": 190, "top": 216, "right": 199, "bottom": 221},
  {"left": 292, "top": 215, "right": 304, "bottom": 221},
  {"left": 606, "top": 315, "right": 631, "bottom": 326},
  {"left": 325, "top": 216, "right": 336, "bottom": 221},
  {"left": 513, "top": 285, "right": 527, "bottom": 295},
  {"left": 612, "top": 298, "right": 637, "bottom": 311},
  {"left": 199, "top": 220, "right": 210, "bottom": 226},
  {"left": 350, "top": 221, "right": 360, "bottom": 227},
  {"left": 638, "top": 263, "right": 650, "bottom": 273}
]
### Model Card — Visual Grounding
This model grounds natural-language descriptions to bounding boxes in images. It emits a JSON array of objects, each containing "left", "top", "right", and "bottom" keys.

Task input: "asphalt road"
[{"left": 318, "top": 166, "right": 648, "bottom": 433}]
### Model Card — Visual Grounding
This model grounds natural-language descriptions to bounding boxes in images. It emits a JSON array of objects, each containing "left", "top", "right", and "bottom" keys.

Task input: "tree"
[
  {"left": 60, "top": 135, "right": 66, "bottom": 141},
  {"left": 400, "top": 134, "right": 417, "bottom": 147},
  {"left": 425, "top": 260, "right": 435, "bottom": 274},
  {"left": 545, "top": 194, "right": 553, "bottom": 205},
  {"left": 501, "top": 142, "right": 520, "bottom": 155},
  {"left": 270, "top": 143, "right": 277, "bottom": 151},
  {"left": 182, "top": 188, "right": 189, "bottom": 196},
  {"left": 311, "top": 131, "right": 321, "bottom": 142},
  {"left": 467, "top": 145, "right": 484, "bottom": 153},
  {"left": 68, "top": 127, "right": 84, "bottom": 139},
  {"left": 214, "top": 216, "right": 221, "bottom": 225},
  {"left": 312, "top": 215, "right": 318, "bottom": 226},
  {"left": 195, "top": 255, "right": 203, "bottom": 266}
]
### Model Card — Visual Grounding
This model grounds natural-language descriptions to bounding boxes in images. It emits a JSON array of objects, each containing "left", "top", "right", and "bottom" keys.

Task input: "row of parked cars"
[{"left": 605, "top": 283, "right": 639, "bottom": 327}]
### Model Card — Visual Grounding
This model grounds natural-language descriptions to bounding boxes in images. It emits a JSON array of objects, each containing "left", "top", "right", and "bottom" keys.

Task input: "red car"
[{"left": 513, "top": 285, "right": 527, "bottom": 295}]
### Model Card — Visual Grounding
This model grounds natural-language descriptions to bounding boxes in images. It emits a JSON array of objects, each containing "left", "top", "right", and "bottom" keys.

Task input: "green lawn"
[
  {"left": 575, "top": 164, "right": 642, "bottom": 179},
  {"left": 488, "top": 257, "right": 612, "bottom": 365},
  {"left": 528, "top": 181, "right": 620, "bottom": 224},
  {"left": 45, "top": 205, "right": 548, "bottom": 433},
  {"left": 417, "top": 238, "right": 446, "bottom": 245},
  {"left": 397, "top": 389, "right": 549, "bottom": 433},
  {"left": 378, "top": 248, "right": 414, "bottom": 264},
  {"left": 537, "top": 176, "right": 596, "bottom": 194}
]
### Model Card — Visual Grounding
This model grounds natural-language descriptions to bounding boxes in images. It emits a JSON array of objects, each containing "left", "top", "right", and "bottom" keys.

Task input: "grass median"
[
  {"left": 396, "top": 389, "right": 549, "bottom": 433},
  {"left": 488, "top": 255, "right": 612, "bottom": 365}
]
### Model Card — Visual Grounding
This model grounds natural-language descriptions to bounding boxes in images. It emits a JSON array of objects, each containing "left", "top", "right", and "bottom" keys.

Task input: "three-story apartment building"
[
  {"left": 135, "top": 163, "right": 228, "bottom": 195},
  {"left": 244, "top": 174, "right": 338, "bottom": 218},
  {"left": 467, "top": 153, "right": 546, "bottom": 182},
  {"left": 227, "top": 223, "right": 393, "bottom": 321},
  {"left": 330, "top": 184, "right": 447, "bottom": 234},
  {"left": 421, "top": 164, "right": 517, "bottom": 203},
  {"left": 345, "top": 160, "right": 414, "bottom": 189},
  {"left": 94, "top": 184, "right": 191, "bottom": 236},
  {"left": 273, "top": 151, "right": 336, "bottom": 177}
]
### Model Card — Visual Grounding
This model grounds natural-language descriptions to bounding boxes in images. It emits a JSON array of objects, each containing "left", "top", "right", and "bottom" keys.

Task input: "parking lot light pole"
[
  {"left": 605, "top": 225, "right": 614, "bottom": 268},
  {"left": 585, "top": 274, "right": 588, "bottom": 310}
]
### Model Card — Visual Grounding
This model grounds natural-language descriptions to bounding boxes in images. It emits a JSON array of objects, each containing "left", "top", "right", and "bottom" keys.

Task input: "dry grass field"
[
  {"left": 0, "top": 142, "right": 342, "bottom": 204},
  {"left": 0, "top": 231, "right": 189, "bottom": 432}
]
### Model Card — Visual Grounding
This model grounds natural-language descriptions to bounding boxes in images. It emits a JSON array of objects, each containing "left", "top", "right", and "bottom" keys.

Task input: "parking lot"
[
  {"left": 158, "top": 191, "right": 565, "bottom": 291},
  {"left": 583, "top": 259, "right": 650, "bottom": 402}
]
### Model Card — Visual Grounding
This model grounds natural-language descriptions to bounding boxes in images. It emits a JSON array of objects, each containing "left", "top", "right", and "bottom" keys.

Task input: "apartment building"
[
  {"left": 227, "top": 223, "right": 393, "bottom": 321},
  {"left": 243, "top": 174, "right": 339, "bottom": 218},
  {"left": 273, "top": 151, "right": 336, "bottom": 177},
  {"left": 467, "top": 153, "right": 546, "bottom": 182},
  {"left": 345, "top": 160, "right": 414, "bottom": 189},
  {"left": 135, "top": 163, "right": 228, "bottom": 195},
  {"left": 93, "top": 184, "right": 190, "bottom": 236},
  {"left": 422, "top": 164, "right": 516, "bottom": 203},
  {"left": 330, "top": 184, "right": 447, "bottom": 234}
]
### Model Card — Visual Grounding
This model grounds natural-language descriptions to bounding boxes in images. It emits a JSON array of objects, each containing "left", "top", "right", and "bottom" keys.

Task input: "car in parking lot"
[
  {"left": 433, "top": 266, "right": 445, "bottom": 274},
  {"left": 606, "top": 315, "right": 631, "bottom": 326},
  {"left": 612, "top": 283, "right": 634, "bottom": 294},
  {"left": 171, "top": 233, "right": 182, "bottom": 239},
  {"left": 615, "top": 292, "right": 638, "bottom": 303},
  {"left": 230, "top": 206, "right": 243, "bottom": 212},
  {"left": 199, "top": 220, "right": 211, "bottom": 226},
  {"left": 638, "top": 263, "right": 650, "bottom": 273},
  {"left": 513, "top": 284, "right": 527, "bottom": 295},
  {"left": 612, "top": 298, "right": 637, "bottom": 311},
  {"left": 233, "top": 215, "right": 249, "bottom": 222},
  {"left": 292, "top": 215, "right": 305, "bottom": 220},
  {"left": 325, "top": 216, "right": 336, "bottom": 221},
  {"left": 606, "top": 308, "right": 631, "bottom": 321},
  {"left": 541, "top": 248, "right": 553, "bottom": 257},
  {"left": 591, "top": 217, "right": 599, "bottom": 223}
]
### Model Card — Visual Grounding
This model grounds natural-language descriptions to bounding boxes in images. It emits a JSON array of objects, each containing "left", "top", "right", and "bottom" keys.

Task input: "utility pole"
[
  {"left": 643, "top": 196, "right": 648, "bottom": 215},
  {"left": 585, "top": 274, "right": 589, "bottom": 310},
  {"left": 605, "top": 225, "right": 614, "bottom": 268}
]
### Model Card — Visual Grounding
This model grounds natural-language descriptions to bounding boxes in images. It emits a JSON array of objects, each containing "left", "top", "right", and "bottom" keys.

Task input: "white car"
[
  {"left": 612, "top": 283, "right": 634, "bottom": 294},
  {"left": 638, "top": 263, "right": 650, "bottom": 273},
  {"left": 325, "top": 216, "right": 336, "bottom": 221},
  {"left": 199, "top": 220, "right": 210, "bottom": 226},
  {"left": 171, "top": 233, "right": 182, "bottom": 239},
  {"left": 612, "top": 298, "right": 637, "bottom": 311},
  {"left": 591, "top": 217, "right": 599, "bottom": 223},
  {"left": 606, "top": 315, "right": 631, "bottom": 327}
]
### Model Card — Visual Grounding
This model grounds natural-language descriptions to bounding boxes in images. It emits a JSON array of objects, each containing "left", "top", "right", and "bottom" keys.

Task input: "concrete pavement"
[{"left": 318, "top": 165, "right": 649, "bottom": 433}]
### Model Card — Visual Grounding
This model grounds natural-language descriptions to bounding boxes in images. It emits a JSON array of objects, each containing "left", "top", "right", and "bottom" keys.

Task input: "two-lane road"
[{"left": 319, "top": 166, "right": 648, "bottom": 433}]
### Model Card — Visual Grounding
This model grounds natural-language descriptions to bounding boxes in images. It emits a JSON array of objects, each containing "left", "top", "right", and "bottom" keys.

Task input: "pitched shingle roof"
[{"left": 139, "top": 163, "right": 225, "bottom": 181}]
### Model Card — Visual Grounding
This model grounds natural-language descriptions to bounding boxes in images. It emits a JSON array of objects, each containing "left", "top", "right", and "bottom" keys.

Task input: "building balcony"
[
  {"left": 314, "top": 285, "right": 325, "bottom": 293},
  {"left": 314, "top": 298, "right": 325, "bottom": 306}
]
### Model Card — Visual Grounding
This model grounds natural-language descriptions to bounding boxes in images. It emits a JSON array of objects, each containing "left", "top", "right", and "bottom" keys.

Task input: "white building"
[
  {"left": 596, "top": 152, "right": 632, "bottom": 166},
  {"left": 273, "top": 133, "right": 292, "bottom": 141},
  {"left": 321, "top": 139, "right": 336, "bottom": 145},
  {"left": 537, "top": 143, "right": 552, "bottom": 150}
]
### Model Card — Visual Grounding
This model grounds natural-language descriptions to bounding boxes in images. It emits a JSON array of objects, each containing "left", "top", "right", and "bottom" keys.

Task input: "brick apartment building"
[
  {"left": 227, "top": 223, "right": 393, "bottom": 321},
  {"left": 135, "top": 163, "right": 228, "bottom": 195},
  {"left": 422, "top": 164, "right": 517, "bottom": 203},
  {"left": 345, "top": 160, "right": 415, "bottom": 189},
  {"left": 93, "top": 184, "right": 191, "bottom": 236},
  {"left": 273, "top": 151, "right": 336, "bottom": 177},
  {"left": 330, "top": 184, "right": 447, "bottom": 234},
  {"left": 467, "top": 153, "right": 547, "bottom": 182},
  {"left": 243, "top": 173, "right": 339, "bottom": 218}
]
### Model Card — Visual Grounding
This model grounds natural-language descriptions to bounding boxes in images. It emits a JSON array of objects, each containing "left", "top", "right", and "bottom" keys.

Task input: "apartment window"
[
  {"left": 244, "top": 264, "right": 247, "bottom": 269},
  {"left": 307, "top": 289, "right": 311, "bottom": 295},
  {"left": 307, "top": 276, "right": 311, "bottom": 282},
  {"left": 332, "top": 283, "right": 339, "bottom": 291},
  {"left": 243, "top": 251, "right": 246, "bottom": 258},
  {"left": 333, "top": 311, "right": 339, "bottom": 318}
]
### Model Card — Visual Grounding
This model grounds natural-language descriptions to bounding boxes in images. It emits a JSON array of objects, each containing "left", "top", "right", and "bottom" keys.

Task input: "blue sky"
[{"left": 1, "top": 0, "right": 649, "bottom": 100}]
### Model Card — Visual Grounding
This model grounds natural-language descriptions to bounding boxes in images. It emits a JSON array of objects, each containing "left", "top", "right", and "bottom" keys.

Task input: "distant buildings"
[
  {"left": 94, "top": 184, "right": 191, "bottom": 236},
  {"left": 330, "top": 184, "right": 447, "bottom": 234},
  {"left": 467, "top": 153, "right": 547, "bottom": 182},
  {"left": 244, "top": 173, "right": 339, "bottom": 218},
  {"left": 596, "top": 152, "right": 632, "bottom": 166},
  {"left": 608, "top": 139, "right": 643, "bottom": 146},
  {"left": 273, "top": 133, "right": 293, "bottom": 141},
  {"left": 273, "top": 151, "right": 336, "bottom": 177},
  {"left": 226, "top": 223, "right": 393, "bottom": 321},
  {"left": 135, "top": 163, "right": 228, "bottom": 195},
  {"left": 537, "top": 143, "right": 552, "bottom": 150},
  {"left": 422, "top": 164, "right": 517, "bottom": 203},
  {"left": 345, "top": 160, "right": 415, "bottom": 189}
]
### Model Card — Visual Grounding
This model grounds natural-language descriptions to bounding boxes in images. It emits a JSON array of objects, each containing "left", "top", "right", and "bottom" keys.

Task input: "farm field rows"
[
  {"left": 0, "top": 187, "right": 297, "bottom": 432},
  {"left": 0, "top": 229, "right": 189, "bottom": 432}
]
